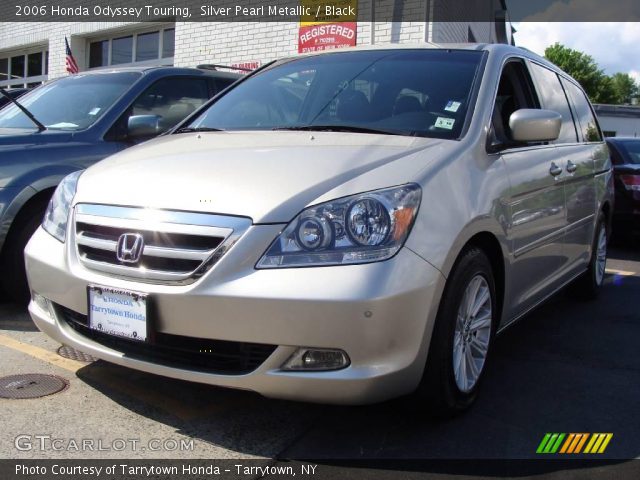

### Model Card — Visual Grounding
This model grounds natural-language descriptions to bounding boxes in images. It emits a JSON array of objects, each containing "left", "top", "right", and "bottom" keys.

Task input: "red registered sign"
[{"left": 298, "top": 22, "right": 357, "bottom": 53}]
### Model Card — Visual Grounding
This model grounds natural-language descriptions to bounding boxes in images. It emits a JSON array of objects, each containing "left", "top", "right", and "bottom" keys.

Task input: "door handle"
[
  {"left": 566, "top": 160, "right": 578, "bottom": 173},
  {"left": 549, "top": 162, "right": 562, "bottom": 177}
]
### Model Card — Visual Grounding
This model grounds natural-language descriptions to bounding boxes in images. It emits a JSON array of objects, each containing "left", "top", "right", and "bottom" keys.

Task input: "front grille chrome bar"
[
  {"left": 73, "top": 204, "right": 252, "bottom": 284},
  {"left": 76, "top": 232, "right": 214, "bottom": 261}
]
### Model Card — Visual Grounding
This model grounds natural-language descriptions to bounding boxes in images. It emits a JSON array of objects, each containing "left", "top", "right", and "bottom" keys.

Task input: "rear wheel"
[
  {"left": 415, "top": 248, "right": 497, "bottom": 416},
  {"left": 0, "top": 200, "right": 48, "bottom": 305},
  {"left": 570, "top": 215, "right": 607, "bottom": 300}
]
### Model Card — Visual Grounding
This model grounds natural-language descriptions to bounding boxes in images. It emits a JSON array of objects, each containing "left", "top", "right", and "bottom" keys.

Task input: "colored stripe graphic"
[
  {"left": 544, "top": 433, "right": 559, "bottom": 453},
  {"left": 536, "top": 433, "right": 565, "bottom": 453},
  {"left": 538, "top": 433, "right": 613, "bottom": 454},
  {"left": 550, "top": 433, "right": 565, "bottom": 453},
  {"left": 536, "top": 433, "right": 552, "bottom": 453},
  {"left": 598, "top": 434, "right": 613, "bottom": 453},
  {"left": 560, "top": 433, "right": 575, "bottom": 454},
  {"left": 584, "top": 434, "right": 599, "bottom": 453},
  {"left": 574, "top": 434, "right": 589, "bottom": 453},
  {"left": 584, "top": 433, "right": 614, "bottom": 453},
  {"left": 567, "top": 433, "right": 584, "bottom": 453}
]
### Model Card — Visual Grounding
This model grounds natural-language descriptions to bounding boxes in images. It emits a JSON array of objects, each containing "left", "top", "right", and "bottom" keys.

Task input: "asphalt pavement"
[{"left": 0, "top": 243, "right": 639, "bottom": 478}]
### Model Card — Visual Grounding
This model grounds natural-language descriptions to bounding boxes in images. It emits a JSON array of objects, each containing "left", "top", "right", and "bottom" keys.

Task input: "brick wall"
[
  {"left": 173, "top": 22, "right": 299, "bottom": 68},
  {"left": 0, "top": 12, "right": 501, "bottom": 81}
]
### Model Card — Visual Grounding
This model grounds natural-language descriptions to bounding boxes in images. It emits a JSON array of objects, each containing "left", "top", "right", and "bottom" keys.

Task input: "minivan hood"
[{"left": 76, "top": 131, "right": 446, "bottom": 223}]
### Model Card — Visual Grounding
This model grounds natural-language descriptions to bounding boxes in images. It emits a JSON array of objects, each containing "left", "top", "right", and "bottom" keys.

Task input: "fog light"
[
  {"left": 32, "top": 292, "right": 55, "bottom": 319},
  {"left": 281, "top": 348, "right": 350, "bottom": 371}
]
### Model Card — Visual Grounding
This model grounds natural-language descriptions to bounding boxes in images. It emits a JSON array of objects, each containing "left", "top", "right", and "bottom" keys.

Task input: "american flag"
[{"left": 65, "top": 37, "right": 79, "bottom": 74}]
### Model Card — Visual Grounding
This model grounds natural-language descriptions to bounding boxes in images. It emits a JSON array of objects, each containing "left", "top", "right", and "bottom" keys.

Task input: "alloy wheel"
[
  {"left": 595, "top": 226, "right": 607, "bottom": 286},
  {"left": 453, "top": 275, "right": 492, "bottom": 393}
]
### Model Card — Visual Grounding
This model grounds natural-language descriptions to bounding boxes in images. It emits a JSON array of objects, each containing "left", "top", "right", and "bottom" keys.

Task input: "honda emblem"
[{"left": 116, "top": 233, "right": 145, "bottom": 264}]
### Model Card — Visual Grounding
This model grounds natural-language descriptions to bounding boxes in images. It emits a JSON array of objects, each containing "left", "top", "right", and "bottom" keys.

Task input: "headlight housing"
[
  {"left": 42, "top": 170, "right": 82, "bottom": 243},
  {"left": 257, "top": 184, "right": 421, "bottom": 268}
]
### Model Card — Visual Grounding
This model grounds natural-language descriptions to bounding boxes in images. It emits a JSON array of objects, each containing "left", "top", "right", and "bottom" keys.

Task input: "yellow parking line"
[
  {"left": 605, "top": 268, "right": 636, "bottom": 276},
  {"left": 0, "top": 333, "right": 230, "bottom": 421},
  {"left": 0, "top": 334, "right": 86, "bottom": 372}
]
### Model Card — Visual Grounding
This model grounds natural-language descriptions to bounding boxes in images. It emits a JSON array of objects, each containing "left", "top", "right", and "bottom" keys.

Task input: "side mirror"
[
  {"left": 127, "top": 115, "right": 162, "bottom": 139},
  {"left": 509, "top": 109, "right": 561, "bottom": 143}
]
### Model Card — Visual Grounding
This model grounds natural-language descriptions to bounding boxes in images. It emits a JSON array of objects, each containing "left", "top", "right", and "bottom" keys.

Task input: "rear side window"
[
  {"left": 529, "top": 63, "right": 577, "bottom": 144},
  {"left": 561, "top": 78, "right": 603, "bottom": 142}
]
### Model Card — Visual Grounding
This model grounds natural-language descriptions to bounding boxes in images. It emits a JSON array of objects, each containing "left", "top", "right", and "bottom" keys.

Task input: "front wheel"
[
  {"left": 415, "top": 247, "right": 497, "bottom": 416},
  {"left": 0, "top": 201, "right": 47, "bottom": 305}
]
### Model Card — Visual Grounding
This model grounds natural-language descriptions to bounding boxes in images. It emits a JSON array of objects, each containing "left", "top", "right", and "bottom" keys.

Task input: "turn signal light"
[{"left": 32, "top": 292, "right": 56, "bottom": 321}]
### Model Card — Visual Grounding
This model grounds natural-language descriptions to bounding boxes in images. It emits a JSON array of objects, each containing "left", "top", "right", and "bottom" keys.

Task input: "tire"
[
  {"left": 570, "top": 215, "right": 608, "bottom": 300},
  {"left": 415, "top": 247, "right": 497, "bottom": 417},
  {"left": 0, "top": 200, "right": 48, "bottom": 305}
]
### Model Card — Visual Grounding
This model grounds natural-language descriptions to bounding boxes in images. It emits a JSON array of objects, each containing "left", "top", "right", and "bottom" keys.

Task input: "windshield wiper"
[
  {"left": 272, "top": 125, "right": 403, "bottom": 136},
  {"left": 174, "top": 126, "right": 224, "bottom": 134},
  {"left": 0, "top": 89, "right": 46, "bottom": 132}
]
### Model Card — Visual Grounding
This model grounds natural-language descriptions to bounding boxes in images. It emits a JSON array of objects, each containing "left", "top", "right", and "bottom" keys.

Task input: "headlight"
[
  {"left": 256, "top": 184, "right": 421, "bottom": 268},
  {"left": 42, "top": 170, "right": 82, "bottom": 243}
]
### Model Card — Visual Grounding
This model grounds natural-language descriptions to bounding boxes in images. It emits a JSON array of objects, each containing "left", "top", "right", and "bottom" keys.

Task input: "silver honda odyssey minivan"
[{"left": 25, "top": 44, "right": 613, "bottom": 415}]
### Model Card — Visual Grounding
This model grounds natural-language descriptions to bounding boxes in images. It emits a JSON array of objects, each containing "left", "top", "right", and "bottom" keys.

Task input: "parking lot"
[{"left": 1, "top": 243, "right": 639, "bottom": 475}]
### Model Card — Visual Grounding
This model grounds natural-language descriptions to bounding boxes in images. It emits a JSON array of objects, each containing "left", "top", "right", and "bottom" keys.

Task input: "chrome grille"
[{"left": 74, "top": 204, "right": 251, "bottom": 283}]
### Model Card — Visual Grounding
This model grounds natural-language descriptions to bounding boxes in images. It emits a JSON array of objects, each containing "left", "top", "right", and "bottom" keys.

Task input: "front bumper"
[{"left": 25, "top": 225, "right": 445, "bottom": 404}]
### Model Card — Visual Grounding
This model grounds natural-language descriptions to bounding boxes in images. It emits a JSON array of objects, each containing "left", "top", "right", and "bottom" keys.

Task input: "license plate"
[{"left": 88, "top": 286, "right": 148, "bottom": 342}]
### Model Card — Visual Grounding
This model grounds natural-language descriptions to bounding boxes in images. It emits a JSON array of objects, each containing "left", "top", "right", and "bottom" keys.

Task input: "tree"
[
  {"left": 543, "top": 43, "right": 639, "bottom": 104},
  {"left": 544, "top": 43, "right": 611, "bottom": 103},
  {"left": 595, "top": 75, "right": 617, "bottom": 105},
  {"left": 610, "top": 72, "right": 638, "bottom": 104}
]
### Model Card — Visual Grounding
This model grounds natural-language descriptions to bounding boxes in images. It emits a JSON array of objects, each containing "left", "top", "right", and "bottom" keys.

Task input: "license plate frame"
[{"left": 87, "top": 285, "right": 148, "bottom": 342}]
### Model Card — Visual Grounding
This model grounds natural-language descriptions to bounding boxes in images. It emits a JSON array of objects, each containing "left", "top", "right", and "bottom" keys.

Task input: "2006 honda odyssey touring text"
[{"left": 25, "top": 44, "right": 613, "bottom": 414}]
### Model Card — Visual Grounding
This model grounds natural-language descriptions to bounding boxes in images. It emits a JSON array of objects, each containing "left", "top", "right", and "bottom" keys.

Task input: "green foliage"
[
  {"left": 610, "top": 72, "right": 638, "bottom": 104},
  {"left": 544, "top": 43, "right": 638, "bottom": 105},
  {"left": 595, "top": 75, "right": 617, "bottom": 105}
]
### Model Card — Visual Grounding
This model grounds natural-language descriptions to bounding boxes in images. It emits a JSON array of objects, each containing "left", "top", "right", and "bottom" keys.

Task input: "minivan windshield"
[
  {"left": 0, "top": 71, "right": 141, "bottom": 130},
  {"left": 187, "top": 49, "right": 484, "bottom": 139}
]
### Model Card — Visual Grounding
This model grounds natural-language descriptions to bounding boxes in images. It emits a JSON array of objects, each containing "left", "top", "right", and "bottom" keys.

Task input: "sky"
[{"left": 513, "top": 22, "right": 640, "bottom": 82}]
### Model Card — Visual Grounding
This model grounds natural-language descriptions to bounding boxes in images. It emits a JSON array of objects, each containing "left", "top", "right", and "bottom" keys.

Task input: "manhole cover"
[
  {"left": 0, "top": 374, "right": 68, "bottom": 399},
  {"left": 57, "top": 345, "right": 96, "bottom": 363}
]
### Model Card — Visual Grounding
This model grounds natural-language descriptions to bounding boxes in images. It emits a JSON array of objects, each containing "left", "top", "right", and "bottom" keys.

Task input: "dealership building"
[
  {"left": 0, "top": 1, "right": 513, "bottom": 89},
  {"left": 593, "top": 104, "right": 640, "bottom": 138}
]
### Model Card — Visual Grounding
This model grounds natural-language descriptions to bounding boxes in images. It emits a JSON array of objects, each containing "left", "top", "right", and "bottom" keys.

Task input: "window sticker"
[
  {"left": 444, "top": 100, "right": 461, "bottom": 113},
  {"left": 435, "top": 117, "right": 455, "bottom": 130},
  {"left": 48, "top": 122, "right": 79, "bottom": 129},
  {"left": 88, "top": 107, "right": 101, "bottom": 116}
]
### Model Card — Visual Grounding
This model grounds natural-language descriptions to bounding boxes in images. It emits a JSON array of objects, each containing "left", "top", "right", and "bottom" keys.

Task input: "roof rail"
[{"left": 197, "top": 64, "right": 253, "bottom": 72}]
